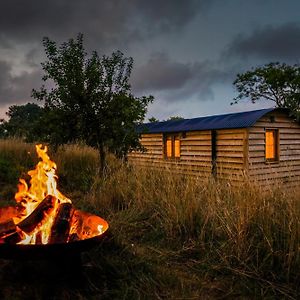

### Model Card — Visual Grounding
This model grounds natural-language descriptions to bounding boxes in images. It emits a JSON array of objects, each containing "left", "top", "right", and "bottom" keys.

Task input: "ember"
[{"left": 0, "top": 144, "right": 108, "bottom": 246}]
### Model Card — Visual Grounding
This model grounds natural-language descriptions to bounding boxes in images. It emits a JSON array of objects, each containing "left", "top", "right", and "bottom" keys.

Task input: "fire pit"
[{"left": 0, "top": 145, "right": 109, "bottom": 260}]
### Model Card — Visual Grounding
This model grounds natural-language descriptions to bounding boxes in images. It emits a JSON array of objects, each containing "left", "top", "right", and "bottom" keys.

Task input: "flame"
[{"left": 14, "top": 144, "right": 71, "bottom": 245}]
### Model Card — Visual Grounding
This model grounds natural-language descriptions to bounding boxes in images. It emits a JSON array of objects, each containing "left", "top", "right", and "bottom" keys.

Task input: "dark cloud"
[
  {"left": 0, "top": 0, "right": 217, "bottom": 110},
  {"left": 0, "top": 60, "right": 41, "bottom": 106},
  {"left": 131, "top": 52, "right": 228, "bottom": 102},
  {"left": 132, "top": 0, "right": 212, "bottom": 35},
  {"left": 225, "top": 23, "right": 300, "bottom": 62},
  {"left": 131, "top": 53, "right": 193, "bottom": 92},
  {"left": 0, "top": 0, "right": 213, "bottom": 51}
]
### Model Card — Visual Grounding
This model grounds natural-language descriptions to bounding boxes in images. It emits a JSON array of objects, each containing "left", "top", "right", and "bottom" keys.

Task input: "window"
[
  {"left": 265, "top": 129, "right": 279, "bottom": 161},
  {"left": 164, "top": 134, "right": 180, "bottom": 159}
]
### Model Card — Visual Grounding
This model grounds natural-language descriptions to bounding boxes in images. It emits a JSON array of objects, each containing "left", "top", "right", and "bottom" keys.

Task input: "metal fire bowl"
[{"left": 0, "top": 206, "right": 109, "bottom": 260}]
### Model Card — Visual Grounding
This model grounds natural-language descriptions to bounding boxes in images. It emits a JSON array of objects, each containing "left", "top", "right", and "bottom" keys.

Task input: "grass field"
[{"left": 0, "top": 139, "right": 300, "bottom": 299}]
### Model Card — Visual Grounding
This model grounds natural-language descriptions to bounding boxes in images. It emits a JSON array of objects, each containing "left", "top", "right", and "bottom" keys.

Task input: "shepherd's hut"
[{"left": 128, "top": 108, "right": 300, "bottom": 186}]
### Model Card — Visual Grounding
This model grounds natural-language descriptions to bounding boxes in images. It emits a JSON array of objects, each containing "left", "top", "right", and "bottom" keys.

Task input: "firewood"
[
  {"left": 49, "top": 203, "right": 73, "bottom": 243},
  {"left": 0, "top": 219, "right": 24, "bottom": 244},
  {"left": 35, "top": 231, "right": 42, "bottom": 244},
  {"left": 68, "top": 233, "right": 80, "bottom": 242},
  {"left": 0, "top": 219, "right": 17, "bottom": 238},
  {"left": 4, "top": 231, "right": 24, "bottom": 244},
  {"left": 17, "top": 195, "right": 57, "bottom": 234}
]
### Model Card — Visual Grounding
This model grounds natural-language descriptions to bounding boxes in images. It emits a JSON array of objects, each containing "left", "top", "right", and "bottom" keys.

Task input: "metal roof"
[{"left": 138, "top": 108, "right": 282, "bottom": 134}]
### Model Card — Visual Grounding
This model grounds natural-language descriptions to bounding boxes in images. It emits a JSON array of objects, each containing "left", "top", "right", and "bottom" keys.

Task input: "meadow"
[{"left": 0, "top": 139, "right": 300, "bottom": 299}]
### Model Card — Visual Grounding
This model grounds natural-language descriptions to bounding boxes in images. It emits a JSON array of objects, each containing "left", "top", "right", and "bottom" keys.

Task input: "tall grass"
[{"left": 0, "top": 139, "right": 300, "bottom": 298}]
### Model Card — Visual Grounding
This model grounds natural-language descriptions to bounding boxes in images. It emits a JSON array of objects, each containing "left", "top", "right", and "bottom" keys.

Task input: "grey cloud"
[
  {"left": 0, "top": 60, "right": 41, "bottom": 106},
  {"left": 131, "top": 53, "right": 193, "bottom": 92},
  {"left": 0, "top": 0, "right": 213, "bottom": 52},
  {"left": 225, "top": 23, "right": 300, "bottom": 62},
  {"left": 132, "top": 0, "right": 212, "bottom": 35},
  {"left": 0, "top": 0, "right": 217, "bottom": 109},
  {"left": 131, "top": 53, "right": 228, "bottom": 102}
]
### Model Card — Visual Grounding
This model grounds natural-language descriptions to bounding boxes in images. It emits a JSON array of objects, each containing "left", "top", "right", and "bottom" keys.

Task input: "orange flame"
[{"left": 14, "top": 144, "right": 71, "bottom": 244}]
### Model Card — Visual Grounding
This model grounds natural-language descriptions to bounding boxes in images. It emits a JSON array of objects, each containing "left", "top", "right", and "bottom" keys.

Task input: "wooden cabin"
[{"left": 128, "top": 108, "right": 300, "bottom": 187}]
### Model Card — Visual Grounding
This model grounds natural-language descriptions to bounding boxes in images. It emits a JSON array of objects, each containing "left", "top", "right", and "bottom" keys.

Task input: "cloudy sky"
[{"left": 0, "top": 0, "right": 300, "bottom": 120}]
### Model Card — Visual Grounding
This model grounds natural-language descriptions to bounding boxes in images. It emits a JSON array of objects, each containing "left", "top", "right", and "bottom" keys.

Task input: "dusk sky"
[{"left": 0, "top": 0, "right": 300, "bottom": 121}]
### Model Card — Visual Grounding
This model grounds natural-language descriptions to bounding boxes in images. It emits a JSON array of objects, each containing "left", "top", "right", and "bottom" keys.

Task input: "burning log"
[
  {"left": 0, "top": 219, "right": 16, "bottom": 238},
  {"left": 0, "top": 145, "right": 108, "bottom": 247},
  {"left": 3, "top": 231, "right": 24, "bottom": 244},
  {"left": 17, "top": 195, "right": 57, "bottom": 234},
  {"left": 49, "top": 203, "right": 73, "bottom": 243},
  {"left": 0, "top": 219, "right": 25, "bottom": 244},
  {"left": 0, "top": 196, "right": 57, "bottom": 244}
]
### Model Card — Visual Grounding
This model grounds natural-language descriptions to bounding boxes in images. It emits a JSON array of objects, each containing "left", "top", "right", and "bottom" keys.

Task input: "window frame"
[
  {"left": 163, "top": 133, "right": 181, "bottom": 160},
  {"left": 265, "top": 128, "right": 280, "bottom": 163}
]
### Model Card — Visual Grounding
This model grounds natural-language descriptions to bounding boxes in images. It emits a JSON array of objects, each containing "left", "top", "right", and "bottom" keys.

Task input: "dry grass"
[{"left": 0, "top": 139, "right": 300, "bottom": 299}]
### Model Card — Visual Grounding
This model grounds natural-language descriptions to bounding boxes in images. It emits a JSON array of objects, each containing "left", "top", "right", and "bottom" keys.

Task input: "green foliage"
[
  {"left": 0, "top": 103, "right": 44, "bottom": 141},
  {"left": 0, "top": 158, "right": 18, "bottom": 186},
  {"left": 233, "top": 62, "right": 300, "bottom": 118},
  {"left": 0, "top": 157, "right": 19, "bottom": 202},
  {"left": 167, "top": 115, "right": 184, "bottom": 121},
  {"left": 32, "top": 33, "right": 153, "bottom": 169},
  {"left": 148, "top": 116, "right": 159, "bottom": 123},
  {"left": 148, "top": 116, "right": 185, "bottom": 123}
]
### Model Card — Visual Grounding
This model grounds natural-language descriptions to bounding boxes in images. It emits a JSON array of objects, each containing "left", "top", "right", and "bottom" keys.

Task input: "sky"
[{"left": 0, "top": 0, "right": 300, "bottom": 121}]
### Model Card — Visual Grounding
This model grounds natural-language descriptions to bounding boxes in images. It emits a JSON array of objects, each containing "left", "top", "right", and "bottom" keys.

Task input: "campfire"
[{"left": 0, "top": 144, "right": 108, "bottom": 247}]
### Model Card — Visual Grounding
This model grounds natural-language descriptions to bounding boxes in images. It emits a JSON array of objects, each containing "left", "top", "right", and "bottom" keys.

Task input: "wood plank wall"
[
  {"left": 128, "top": 133, "right": 163, "bottom": 169},
  {"left": 128, "top": 129, "right": 248, "bottom": 182},
  {"left": 216, "top": 128, "right": 248, "bottom": 182},
  {"left": 248, "top": 111, "right": 300, "bottom": 187},
  {"left": 128, "top": 131, "right": 212, "bottom": 179}
]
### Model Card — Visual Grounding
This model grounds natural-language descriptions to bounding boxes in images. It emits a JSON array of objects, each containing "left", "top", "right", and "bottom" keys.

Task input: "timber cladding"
[
  {"left": 215, "top": 128, "right": 247, "bottom": 181},
  {"left": 129, "top": 131, "right": 212, "bottom": 179},
  {"left": 248, "top": 111, "right": 300, "bottom": 186},
  {"left": 128, "top": 108, "right": 300, "bottom": 187}
]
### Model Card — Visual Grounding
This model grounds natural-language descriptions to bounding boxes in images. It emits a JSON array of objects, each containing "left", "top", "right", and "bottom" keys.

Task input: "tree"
[
  {"left": 167, "top": 116, "right": 184, "bottom": 121},
  {"left": 0, "top": 119, "right": 6, "bottom": 138},
  {"left": 148, "top": 117, "right": 159, "bottom": 123},
  {"left": 0, "top": 103, "right": 44, "bottom": 141},
  {"left": 32, "top": 33, "right": 153, "bottom": 171},
  {"left": 232, "top": 62, "right": 300, "bottom": 117}
]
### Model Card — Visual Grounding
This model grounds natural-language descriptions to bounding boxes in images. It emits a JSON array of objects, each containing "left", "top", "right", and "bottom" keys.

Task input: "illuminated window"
[
  {"left": 166, "top": 136, "right": 172, "bottom": 158},
  {"left": 265, "top": 129, "right": 279, "bottom": 161},
  {"left": 164, "top": 134, "right": 180, "bottom": 159}
]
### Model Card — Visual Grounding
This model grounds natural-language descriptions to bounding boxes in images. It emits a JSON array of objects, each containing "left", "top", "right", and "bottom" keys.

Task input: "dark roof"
[{"left": 138, "top": 108, "right": 285, "bottom": 134}]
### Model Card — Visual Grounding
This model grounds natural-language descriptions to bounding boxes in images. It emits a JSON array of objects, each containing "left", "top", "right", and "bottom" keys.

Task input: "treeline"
[{"left": 0, "top": 103, "right": 45, "bottom": 142}]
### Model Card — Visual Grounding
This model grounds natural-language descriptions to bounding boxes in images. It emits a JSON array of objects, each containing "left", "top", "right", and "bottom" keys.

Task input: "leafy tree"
[
  {"left": 232, "top": 62, "right": 300, "bottom": 117},
  {"left": 167, "top": 116, "right": 184, "bottom": 121},
  {"left": 148, "top": 117, "right": 159, "bottom": 123},
  {"left": 0, "top": 119, "right": 6, "bottom": 138},
  {"left": 32, "top": 33, "right": 153, "bottom": 171},
  {"left": 0, "top": 103, "right": 44, "bottom": 141},
  {"left": 147, "top": 116, "right": 184, "bottom": 123}
]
